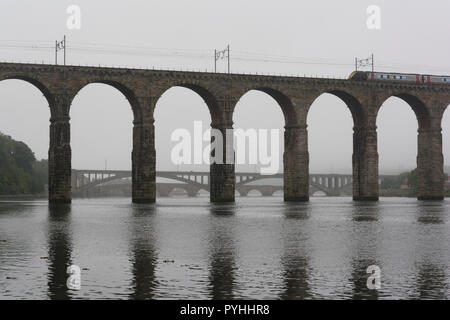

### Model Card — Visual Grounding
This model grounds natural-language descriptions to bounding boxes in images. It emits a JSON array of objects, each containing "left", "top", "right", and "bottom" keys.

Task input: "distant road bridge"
[{"left": 72, "top": 169, "right": 391, "bottom": 198}]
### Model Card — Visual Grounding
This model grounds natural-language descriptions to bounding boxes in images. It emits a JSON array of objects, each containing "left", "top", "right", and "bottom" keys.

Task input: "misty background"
[{"left": 0, "top": 0, "right": 449, "bottom": 174}]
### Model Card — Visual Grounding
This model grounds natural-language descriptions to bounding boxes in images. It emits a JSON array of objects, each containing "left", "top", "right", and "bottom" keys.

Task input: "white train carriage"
[
  {"left": 349, "top": 71, "right": 450, "bottom": 84},
  {"left": 370, "top": 72, "right": 420, "bottom": 83},
  {"left": 423, "top": 75, "right": 450, "bottom": 84}
]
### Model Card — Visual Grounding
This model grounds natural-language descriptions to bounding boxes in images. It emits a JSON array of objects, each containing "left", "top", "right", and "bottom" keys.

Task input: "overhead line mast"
[
  {"left": 55, "top": 35, "right": 66, "bottom": 65},
  {"left": 355, "top": 54, "right": 374, "bottom": 72}
]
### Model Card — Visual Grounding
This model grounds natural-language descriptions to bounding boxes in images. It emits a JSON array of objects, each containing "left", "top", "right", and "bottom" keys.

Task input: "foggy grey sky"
[{"left": 0, "top": 0, "right": 449, "bottom": 174}]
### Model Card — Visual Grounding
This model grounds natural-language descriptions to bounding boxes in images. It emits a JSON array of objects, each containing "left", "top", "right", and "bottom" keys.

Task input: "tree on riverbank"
[
  {"left": 0, "top": 132, "right": 47, "bottom": 195},
  {"left": 380, "top": 170, "right": 415, "bottom": 192},
  {"left": 381, "top": 168, "right": 448, "bottom": 197}
]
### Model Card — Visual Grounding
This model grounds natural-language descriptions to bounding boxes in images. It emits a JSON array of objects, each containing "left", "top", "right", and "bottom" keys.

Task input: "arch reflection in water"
[
  {"left": 207, "top": 203, "right": 237, "bottom": 300},
  {"left": 279, "top": 202, "right": 312, "bottom": 300},
  {"left": 414, "top": 201, "right": 448, "bottom": 299},
  {"left": 128, "top": 205, "right": 159, "bottom": 300},
  {"left": 46, "top": 204, "right": 73, "bottom": 300},
  {"left": 348, "top": 201, "right": 382, "bottom": 300}
]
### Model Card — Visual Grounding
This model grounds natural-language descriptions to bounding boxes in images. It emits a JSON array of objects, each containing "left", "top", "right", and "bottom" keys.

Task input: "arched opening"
[
  {"left": 233, "top": 90, "right": 287, "bottom": 175},
  {"left": 272, "top": 190, "right": 283, "bottom": 197},
  {"left": 197, "top": 189, "right": 209, "bottom": 197},
  {"left": 307, "top": 93, "right": 356, "bottom": 176},
  {"left": 70, "top": 83, "right": 134, "bottom": 198},
  {"left": 0, "top": 79, "right": 50, "bottom": 195},
  {"left": 377, "top": 96, "right": 426, "bottom": 197},
  {"left": 378, "top": 97, "right": 418, "bottom": 174},
  {"left": 154, "top": 86, "right": 212, "bottom": 200},
  {"left": 307, "top": 90, "right": 368, "bottom": 200},
  {"left": 168, "top": 187, "right": 188, "bottom": 198},
  {"left": 247, "top": 189, "right": 263, "bottom": 197},
  {"left": 312, "top": 191, "right": 327, "bottom": 197},
  {"left": 441, "top": 105, "right": 450, "bottom": 197}
]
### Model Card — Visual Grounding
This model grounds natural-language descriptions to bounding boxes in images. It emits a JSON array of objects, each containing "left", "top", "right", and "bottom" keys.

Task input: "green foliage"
[
  {"left": 405, "top": 169, "right": 418, "bottom": 195},
  {"left": 381, "top": 168, "right": 448, "bottom": 197},
  {"left": 380, "top": 171, "right": 409, "bottom": 190},
  {"left": 0, "top": 132, "right": 48, "bottom": 195}
]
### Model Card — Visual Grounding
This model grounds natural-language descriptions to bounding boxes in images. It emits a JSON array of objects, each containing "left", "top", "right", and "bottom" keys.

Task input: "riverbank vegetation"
[{"left": 0, "top": 132, "right": 47, "bottom": 195}]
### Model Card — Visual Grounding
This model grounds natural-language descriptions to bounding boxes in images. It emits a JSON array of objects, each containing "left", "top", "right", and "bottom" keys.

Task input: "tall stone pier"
[
  {"left": 284, "top": 125, "right": 309, "bottom": 201},
  {"left": 417, "top": 127, "right": 444, "bottom": 200},
  {"left": 210, "top": 121, "right": 235, "bottom": 202},
  {"left": 352, "top": 125, "right": 379, "bottom": 201},
  {"left": 48, "top": 95, "right": 72, "bottom": 204}
]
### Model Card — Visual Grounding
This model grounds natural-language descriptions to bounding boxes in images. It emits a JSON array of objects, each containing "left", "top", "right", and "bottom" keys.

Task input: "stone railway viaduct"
[{"left": 0, "top": 62, "right": 449, "bottom": 203}]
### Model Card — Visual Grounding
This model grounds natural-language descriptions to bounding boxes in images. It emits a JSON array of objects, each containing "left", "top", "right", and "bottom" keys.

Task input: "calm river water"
[{"left": 0, "top": 197, "right": 449, "bottom": 300}]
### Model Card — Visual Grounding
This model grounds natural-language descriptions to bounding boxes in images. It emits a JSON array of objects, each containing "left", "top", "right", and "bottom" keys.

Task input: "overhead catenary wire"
[{"left": 0, "top": 39, "right": 449, "bottom": 75}]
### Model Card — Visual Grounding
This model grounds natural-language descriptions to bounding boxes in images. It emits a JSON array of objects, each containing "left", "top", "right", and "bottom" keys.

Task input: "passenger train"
[{"left": 348, "top": 71, "right": 450, "bottom": 84}]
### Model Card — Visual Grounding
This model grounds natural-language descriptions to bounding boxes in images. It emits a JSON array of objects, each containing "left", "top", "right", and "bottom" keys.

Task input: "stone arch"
[
  {"left": 309, "top": 179, "right": 332, "bottom": 196},
  {"left": 441, "top": 101, "right": 450, "bottom": 128},
  {"left": 232, "top": 87, "right": 290, "bottom": 175},
  {"left": 230, "top": 87, "right": 310, "bottom": 202},
  {"left": 306, "top": 89, "right": 374, "bottom": 201},
  {"left": 247, "top": 189, "right": 263, "bottom": 197},
  {"left": 312, "top": 190, "right": 327, "bottom": 197},
  {"left": 152, "top": 83, "right": 214, "bottom": 171},
  {"left": 0, "top": 76, "right": 53, "bottom": 113},
  {"left": 0, "top": 76, "right": 54, "bottom": 190},
  {"left": 0, "top": 75, "right": 72, "bottom": 203},
  {"left": 69, "top": 80, "right": 143, "bottom": 122},
  {"left": 68, "top": 81, "right": 139, "bottom": 171},
  {"left": 440, "top": 102, "right": 450, "bottom": 184},
  {"left": 234, "top": 87, "right": 297, "bottom": 126},
  {"left": 272, "top": 190, "right": 283, "bottom": 197},
  {"left": 376, "top": 93, "right": 441, "bottom": 200},
  {"left": 375, "top": 93, "right": 431, "bottom": 129},
  {"left": 152, "top": 82, "right": 234, "bottom": 203},
  {"left": 442, "top": 102, "right": 450, "bottom": 183},
  {"left": 438, "top": 98, "right": 450, "bottom": 126},
  {"left": 307, "top": 89, "right": 365, "bottom": 127},
  {"left": 376, "top": 95, "right": 422, "bottom": 167},
  {"left": 168, "top": 186, "right": 189, "bottom": 197},
  {"left": 153, "top": 83, "right": 220, "bottom": 123}
]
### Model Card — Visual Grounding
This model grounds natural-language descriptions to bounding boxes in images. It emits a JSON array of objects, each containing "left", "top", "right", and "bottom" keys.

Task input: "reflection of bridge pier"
[
  {"left": 46, "top": 204, "right": 73, "bottom": 300},
  {"left": 72, "top": 170, "right": 380, "bottom": 198},
  {"left": 279, "top": 204, "right": 312, "bottom": 299},
  {"left": 348, "top": 203, "right": 381, "bottom": 300},
  {"left": 413, "top": 204, "right": 448, "bottom": 299},
  {"left": 128, "top": 206, "right": 159, "bottom": 300},
  {"left": 208, "top": 204, "right": 237, "bottom": 299}
]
